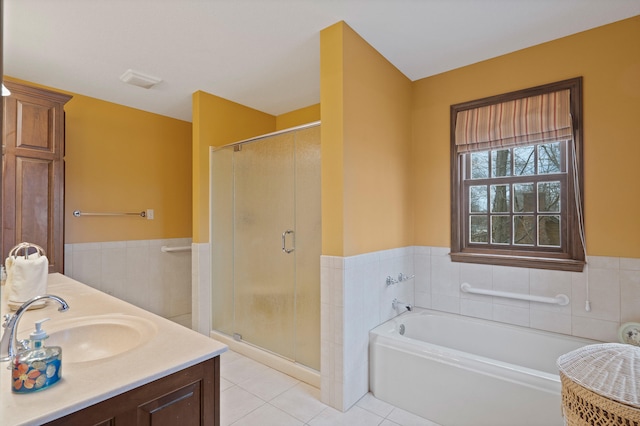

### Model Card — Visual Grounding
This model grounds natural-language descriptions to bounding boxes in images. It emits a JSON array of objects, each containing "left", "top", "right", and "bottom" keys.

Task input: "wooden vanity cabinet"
[
  {"left": 44, "top": 357, "right": 220, "bottom": 426},
  {"left": 2, "top": 81, "right": 71, "bottom": 272}
]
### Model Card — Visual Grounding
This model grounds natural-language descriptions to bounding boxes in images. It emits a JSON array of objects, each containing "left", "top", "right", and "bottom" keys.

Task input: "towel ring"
[{"left": 8, "top": 242, "right": 46, "bottom": 259}]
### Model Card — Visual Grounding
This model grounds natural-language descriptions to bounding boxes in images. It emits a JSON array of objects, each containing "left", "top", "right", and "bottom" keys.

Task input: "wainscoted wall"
[
  {"left": 191, "top": 242, "right": 211, "bottom": 335},
  {"left": 320, "top": 246, "right": 640, "bottom": 411},
  {"left": 320, "top": 247, "right": 415, "bottom": 411},
  {"left": 64, "top": 238, "right": 192, "bottom": 325}
]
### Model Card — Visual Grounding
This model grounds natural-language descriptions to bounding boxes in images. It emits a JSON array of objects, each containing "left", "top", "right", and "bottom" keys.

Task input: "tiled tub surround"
[
  {"left": 64, "top": 238, "right": 192, "bottom": 324},
  {"left": 320, "top": 246, "right": 640, "bottom": 412}
]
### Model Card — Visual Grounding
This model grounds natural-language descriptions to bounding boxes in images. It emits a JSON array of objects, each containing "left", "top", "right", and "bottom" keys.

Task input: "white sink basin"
[{"left": 43, "top": 314, "right": 158, "bottom": 363}]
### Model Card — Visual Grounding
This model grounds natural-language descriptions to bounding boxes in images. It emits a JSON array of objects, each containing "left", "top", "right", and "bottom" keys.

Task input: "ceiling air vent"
[{"left": 119, "top": 69, "right": 162, "bottom": 89}]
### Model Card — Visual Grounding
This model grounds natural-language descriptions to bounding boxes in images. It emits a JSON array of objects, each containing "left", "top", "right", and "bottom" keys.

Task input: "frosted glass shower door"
[{"left": 233, "top": 133, "right": 296, "bottom": 359}]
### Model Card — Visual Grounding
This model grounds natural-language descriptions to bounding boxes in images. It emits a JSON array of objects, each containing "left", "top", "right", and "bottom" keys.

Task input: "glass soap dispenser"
[{"left": 12, "top": 318, "right": 62, "bottom": 393}]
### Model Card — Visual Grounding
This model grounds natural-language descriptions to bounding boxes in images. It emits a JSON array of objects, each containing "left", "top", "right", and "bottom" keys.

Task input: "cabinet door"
[
  {"left": 44, "top": 357, "right": 219, "bottom": 426},
  {"left": 2, "top": 82, "right": 71, "bottom": 272}
]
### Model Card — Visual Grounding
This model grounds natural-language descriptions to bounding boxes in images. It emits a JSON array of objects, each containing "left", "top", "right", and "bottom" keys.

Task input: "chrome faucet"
[
  {"left": 0, "top": 294, "right": 69, "bottom": 362},
  {"left": 392, "top": 298, "right": 412, "bottom": 313}
]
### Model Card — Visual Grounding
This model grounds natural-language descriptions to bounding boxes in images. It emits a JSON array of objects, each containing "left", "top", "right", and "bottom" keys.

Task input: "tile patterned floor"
[{"left": 220, "top": 350, "right": 440, "bottom": 426}]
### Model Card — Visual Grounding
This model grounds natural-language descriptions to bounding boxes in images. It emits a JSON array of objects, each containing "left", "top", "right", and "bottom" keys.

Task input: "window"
[{"left": 450, "top": 78, "right": 585, "bottom": 271}]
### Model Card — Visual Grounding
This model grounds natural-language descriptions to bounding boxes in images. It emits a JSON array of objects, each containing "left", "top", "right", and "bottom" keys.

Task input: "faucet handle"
[
  {"left": 2, "top": 314, "right": 11, "bottom": 328},
  {"left": 16, "top": 339, "right": 30, "bottom": 353}
]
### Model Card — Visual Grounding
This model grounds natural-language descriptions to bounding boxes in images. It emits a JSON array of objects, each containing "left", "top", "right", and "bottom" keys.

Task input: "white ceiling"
[{"left": 4, "top": 1, "right": 640, "bottom": 122}]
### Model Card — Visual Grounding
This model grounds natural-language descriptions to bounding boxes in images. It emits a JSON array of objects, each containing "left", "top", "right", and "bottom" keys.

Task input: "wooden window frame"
[{"left": 450, "top": 78, "right": 585, "bottom": 272}]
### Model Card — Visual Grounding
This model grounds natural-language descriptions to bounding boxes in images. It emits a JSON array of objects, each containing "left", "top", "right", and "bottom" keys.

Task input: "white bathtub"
[{"left": 369, "top": 308, "right": 599, "bottom": 426}]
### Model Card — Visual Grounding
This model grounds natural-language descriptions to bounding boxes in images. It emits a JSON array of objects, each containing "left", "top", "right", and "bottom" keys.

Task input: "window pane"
[
  {"left": 513, "top": 183, "right": 535, "bottom": 213},
  {"left": 492, "top": 149, "right": 512, "bottom": 177},
  {"left": 490, "top": 184, "right": 510, "bottom": 213},
  {"left": 514, "top": 216, "right": 535, "bottom": 245},
  {"left": 470, "top": 216, "right": 488, "bottom": 243},
  {"left": 538, "top": 142, "right": 561, "bottom": 174},
  {"left": 539, "top": 215, "right": 561, "bottom": 247},
  {"left": 491, "top": 216, "right": 510, "bottom": 244},
  {"left": 471, "top": 152, "right": 489, "bottom": 179},
  {"left": 514, "top": 146, "right": 535, "bottom": 176},
  {"left": 538, "top": 181, "right": 561, "bottom": 212},
  {"left": 470, "top": 186, "right": 488, "bottom": 213}
]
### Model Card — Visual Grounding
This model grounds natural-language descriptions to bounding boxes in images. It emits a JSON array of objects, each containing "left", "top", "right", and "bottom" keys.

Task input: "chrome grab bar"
[{"left": 281, "top": 229, "right": 295, "bottom": 254}]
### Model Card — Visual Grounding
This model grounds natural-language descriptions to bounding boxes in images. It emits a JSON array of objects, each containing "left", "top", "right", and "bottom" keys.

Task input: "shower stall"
[{"left": 210, "top": 123, "right": 321, "bottom": 372}]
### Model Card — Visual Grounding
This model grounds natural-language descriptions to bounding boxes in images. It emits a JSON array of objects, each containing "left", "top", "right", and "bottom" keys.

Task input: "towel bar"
[{"left": 73, "top": 210, "right": 146, "bottom": 218}]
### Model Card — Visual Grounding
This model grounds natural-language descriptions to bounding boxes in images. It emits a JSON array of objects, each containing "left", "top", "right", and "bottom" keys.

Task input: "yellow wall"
[
  {"left": 5, "top": 77, "right": 193, "bottom": 244},
  {"left": 319, "top": 23, "right": 345, "bottom": 256},
  {"left": 64, "top": 94, "right": 193, "bottom": 243},
  {"left": 320, "top": 22, "right": 413, "bottom": 256},
  {"left": 276, "top": 104, "right": 320, "bottom": 130},
  {"left": 412, "top": 15, "right": 640, "bottom": 258}
]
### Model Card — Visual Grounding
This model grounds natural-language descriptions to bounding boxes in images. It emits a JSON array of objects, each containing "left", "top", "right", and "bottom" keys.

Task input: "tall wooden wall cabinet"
[{"left": 2, "top": 81, "right": 71, "bottom": 272}]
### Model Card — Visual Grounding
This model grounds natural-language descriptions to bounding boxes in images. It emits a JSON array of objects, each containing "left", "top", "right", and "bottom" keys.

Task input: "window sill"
[{"left": 450, "top": 251, "right": 585, "bottom": 272}]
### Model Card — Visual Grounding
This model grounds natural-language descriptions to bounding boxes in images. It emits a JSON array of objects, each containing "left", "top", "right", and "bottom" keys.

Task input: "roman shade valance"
[{"left": 454, "top": 89, "right": 572, "bottom": 153}]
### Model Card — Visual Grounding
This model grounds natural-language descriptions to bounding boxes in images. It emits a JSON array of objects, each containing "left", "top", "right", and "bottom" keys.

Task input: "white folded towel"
[{"left": 5, "top": 254, "right": 48, "bottom": 304}]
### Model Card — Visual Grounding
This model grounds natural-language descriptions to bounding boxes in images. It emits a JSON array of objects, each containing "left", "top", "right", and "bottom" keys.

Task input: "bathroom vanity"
[{"left": 0, "top": 273, "right": 227, "bottom": 425}]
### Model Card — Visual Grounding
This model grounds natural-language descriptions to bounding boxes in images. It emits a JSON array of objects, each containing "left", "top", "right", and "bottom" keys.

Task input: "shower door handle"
[{"left": 282, "top": 229, "right": 295, "bottom": 253}]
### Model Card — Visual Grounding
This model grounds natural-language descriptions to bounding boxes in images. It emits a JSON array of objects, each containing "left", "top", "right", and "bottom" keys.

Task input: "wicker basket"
[
  {"left": 560, "top": 372, "right": 640, "bottom": 426},
  {"left": 558, "top": 343, "right": 640, "bottom": 426}
]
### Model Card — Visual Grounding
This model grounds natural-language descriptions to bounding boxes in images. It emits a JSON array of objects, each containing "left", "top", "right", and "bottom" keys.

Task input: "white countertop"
[{"left": 0, "top": 273, "right": 227, "bottom": 426}]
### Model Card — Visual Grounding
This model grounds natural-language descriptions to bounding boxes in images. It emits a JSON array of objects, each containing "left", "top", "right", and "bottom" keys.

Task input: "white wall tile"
[
  {"left": 620, "top": 257, "right": 640, "bottom": 271},
  {"left": 460, "top": 298, "right": 492, "bottom": 320},
  {"left": 100, "top": 242, "right": 127, "bottom": 298},
  {"left": 65, "top": 238, "right": 192, "bottom": 321},
  {"left": 459, "top": 263, "right": 492, "bottom": 303},
  {"left": 192, "top": 242, "right": 210, "bottom": 334},
  {"left": 125, "top": 241, "right": 151, "bottom": 309},
  {"left": 621, "top": 269, "right": 640, "bottom": 322},
  {"left": 492, "top": 265, "right": 530, "bottom": 308},
  {"left": 320, "top": 340, "right": 334, "bottom": 381},
  {"left": 70, "top": 245, "right": 102, "bottom": 288},
  {"left": 413, "top": 253, "right": 431, "bottom": 295},
  {"left": 572, "top": 316, "right": 619, "bottom": 342},
  {"left": 64, "top": 244, "right": 73, "bottom": 276},
  {"left": 414, "top": 290, "right": 432, "bottom": 309},
  {"left": 331, "top": 267, "right": 344, "bottom": 308},
  {"left": 333, "top": 305, "right": 344, "bottom": 345},
  {"left": 343, "top": 363, "right": 369, "bottom": 410},
  {"left": 576, "top": 267, "right": 620, "bottom": 322},
  {"left": 321, "top": 302, "right": 333, "bottom": 343},
  {"left": 530, "top": 310, "right": 571, "bottom": 335},
  {"left": 431, "top": 293, "right": 460, "bottom": 314},
  {"left": 320, "top": 246, "right": 416, "bottom": 412},
  {"left": 431, "top": 255, "right": 459, "bottom": 297},
  {"left": 492, "top": 303, "right": 529, "bottom": 327},
  {"left": 587, "top": 256, "right": 620, "bottom": 269},
  {"left": 320, "top": 265, "right": 330, "bottom": 304},
  {"left": 431, "top": 247, "right": 450, "bottom": 257},
  {"left": 333, "top": 343, "right": 344, "bottom": 384},
  {"left": 529, "top": 269, "right": 572, "bottom": 314},
  {"left": 459, "top": 263, "right": 492, "bottom": 289}
]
